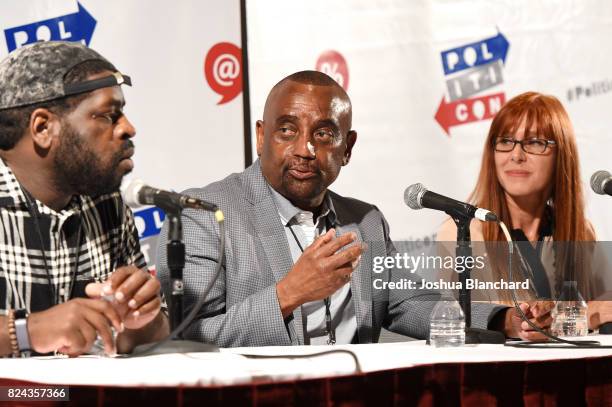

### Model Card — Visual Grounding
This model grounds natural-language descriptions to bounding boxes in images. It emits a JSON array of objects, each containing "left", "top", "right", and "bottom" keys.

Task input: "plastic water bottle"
[
  {"left": 88, "top": 294, "right": 118, "bottom": 356},
  {"left": 551, "top": 281, "right": 588, "bottom": 337},
  {"left": 89, "top": 327, "right": 117, "bottom": 356},
  {"left": 429, "top": 294, "right": 465, "bottom": 347}
]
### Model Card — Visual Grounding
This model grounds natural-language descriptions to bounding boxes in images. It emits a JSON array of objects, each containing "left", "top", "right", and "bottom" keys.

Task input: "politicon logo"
[
  {"left": 316, "top": 50, "right": 349, "bottom": 91},
  {"left": 434, "top": 31, "right": 510, "bottom": 136},
  {"left": 4, "top": 1, "right": 96, "bottom": 52},
  {"left": 133, "top": 206, "right": 165, "bottom": 271},
  {"left": 204, "top": 42, "right": 242, "bottom": 105}
]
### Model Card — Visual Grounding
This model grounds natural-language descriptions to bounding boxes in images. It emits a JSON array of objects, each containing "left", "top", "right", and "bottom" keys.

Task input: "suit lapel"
[
  {"left": 243, "top": 161, "right": 304, "bottom": 345},
  {"left": 334, "top": 203, "right": 373, "bottom": 344}
]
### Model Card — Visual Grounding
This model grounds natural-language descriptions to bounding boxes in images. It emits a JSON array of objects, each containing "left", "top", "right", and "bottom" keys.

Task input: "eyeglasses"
[{"left": 493, "top": 137, "right": 557, "bottom": 155}]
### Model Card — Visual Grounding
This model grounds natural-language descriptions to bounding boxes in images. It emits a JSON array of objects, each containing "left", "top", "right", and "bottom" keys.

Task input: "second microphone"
[{"left": 123, "top": 180, "right": 218, "bottom": 212}]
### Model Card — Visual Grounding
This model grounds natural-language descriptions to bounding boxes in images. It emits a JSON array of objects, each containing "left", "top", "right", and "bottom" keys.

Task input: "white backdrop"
[
  {"left": 0, "top": 0, "right": 245, "bottom": 265},
  {"left": 2, "top": 1, "right": 612, "bottom": 267},
  {"left": 247, "top": 0, "right": 612, "bottom": 242}
]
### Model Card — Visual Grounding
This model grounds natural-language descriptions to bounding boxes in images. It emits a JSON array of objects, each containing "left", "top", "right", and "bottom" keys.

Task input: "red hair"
[
  {"left": 471, "top": 91, "right": 593, "bottom": 242},
  {"left": 470, "top": 92, "right": 594, "bottom": 299}
]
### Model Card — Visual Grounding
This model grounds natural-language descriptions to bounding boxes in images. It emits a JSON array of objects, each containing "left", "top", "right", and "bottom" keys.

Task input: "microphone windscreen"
[
  {"left": 121, "top": 179, "right": 146, "bottom": 207},
  {"left": 404, "top": 183, "right": 427, "bottom": 210},
  {"left": 590, "top": 170, "right": 612, "bottom": 195}
]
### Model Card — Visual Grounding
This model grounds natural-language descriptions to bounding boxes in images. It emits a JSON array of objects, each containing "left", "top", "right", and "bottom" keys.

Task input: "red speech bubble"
[
  {"left": 204, "top": 42, "right": 242, "bottom": 105},
  {"left": 315, "top": 50, "right": 349, "bottom": 91}
]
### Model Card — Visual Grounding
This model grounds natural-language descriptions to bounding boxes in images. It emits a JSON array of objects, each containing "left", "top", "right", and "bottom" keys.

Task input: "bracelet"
[
  {"left": 7, "top": 309, "right": 20, "bottom": 358},
  {"left": 14, "top": 309, "right": 31, "bottom": 352}
]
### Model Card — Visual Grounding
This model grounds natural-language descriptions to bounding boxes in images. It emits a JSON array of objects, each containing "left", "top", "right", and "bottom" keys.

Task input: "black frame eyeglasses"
[{"left": 493, "top": 137, "right": 557, "bottom": 155}]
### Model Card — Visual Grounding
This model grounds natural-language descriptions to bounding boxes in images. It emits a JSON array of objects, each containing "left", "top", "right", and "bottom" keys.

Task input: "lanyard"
[
  {"left": 287, "top": 222, "right": 336, "bottom": 345},
  {"left": 23, "top": 190, "right": 83, "bottom": 306}
]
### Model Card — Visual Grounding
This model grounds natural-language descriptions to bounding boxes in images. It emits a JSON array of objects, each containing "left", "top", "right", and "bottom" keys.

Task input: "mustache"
[
  {"left": 121, "top": 139, "right": 135, "bottom": 156},
  {"left": 286, "top": 159, "right": 319, "bottom": 172},
  {"left": 123, "top": 140, "right": 135, "bottom": 152},
  {"left": 111, "top": 140, "right": 135, "bottom": 165}
]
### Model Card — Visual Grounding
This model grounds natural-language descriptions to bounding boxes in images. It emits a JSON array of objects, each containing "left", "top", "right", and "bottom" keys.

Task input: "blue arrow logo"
[
  {"left": 440, "top": 31, "right": 509, "bottom": 76},
  {"left": 4, "top": 2, "right": 96, "bottom": 52},
  {"left": 133, "top": 207, "right": 166, "bottom": 240}
]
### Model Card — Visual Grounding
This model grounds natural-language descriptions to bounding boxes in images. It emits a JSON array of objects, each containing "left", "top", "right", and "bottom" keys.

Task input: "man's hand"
[
  {"left": 86, "top": 266, "right": 162, "bottom": 330},
  {"left": 27, "top": 298, "right": 123, "bottom": 357},
  {"left": 502, "top": 301, "right": 554, "bottom": 341},
  {"left": 276, "top": 229, "right": 364, "bottom": 318}
]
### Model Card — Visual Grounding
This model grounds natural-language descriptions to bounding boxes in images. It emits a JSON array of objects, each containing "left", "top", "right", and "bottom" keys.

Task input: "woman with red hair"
[{"left": 438, "top": 91, "right": 612, "bottom": 332}]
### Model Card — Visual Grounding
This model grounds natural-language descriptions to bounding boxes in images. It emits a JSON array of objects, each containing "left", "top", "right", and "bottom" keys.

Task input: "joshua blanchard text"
[{"left": 373, "top": 278, "right": 530, "bottom": 290}]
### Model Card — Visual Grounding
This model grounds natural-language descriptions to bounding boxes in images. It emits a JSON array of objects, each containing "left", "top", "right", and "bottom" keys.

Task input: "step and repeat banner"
[
  {"left": 2, "top": 0, "right": 612, "bottom": 267},
  {"left": 247, "top": 0, "right": 612, "bottom": 242},
  {"left": 0, "top": 0, "right": 245, "bottom": 266}
]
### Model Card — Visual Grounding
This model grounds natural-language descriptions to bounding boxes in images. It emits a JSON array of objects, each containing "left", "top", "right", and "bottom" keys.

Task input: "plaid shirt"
[{"left": 0, "top": 159, "right": 145, "bottom": 315}]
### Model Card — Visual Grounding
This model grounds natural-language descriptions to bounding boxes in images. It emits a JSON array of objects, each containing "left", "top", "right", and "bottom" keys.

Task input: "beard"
[{"left": 53, "top": 122, "right": 134, "bottom": 197}]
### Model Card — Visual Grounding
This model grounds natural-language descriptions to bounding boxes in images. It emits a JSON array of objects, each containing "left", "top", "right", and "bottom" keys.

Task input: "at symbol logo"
[{"left": 204, "top": 42, "right": 242, "bottom": 105}]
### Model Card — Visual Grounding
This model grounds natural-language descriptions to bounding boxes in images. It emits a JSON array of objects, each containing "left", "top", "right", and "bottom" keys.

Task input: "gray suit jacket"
[{"left": 156, "top": 161, "right": 505, "bottom": 347}]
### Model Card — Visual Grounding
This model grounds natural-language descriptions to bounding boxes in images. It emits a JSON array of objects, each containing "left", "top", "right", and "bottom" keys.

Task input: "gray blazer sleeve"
[
  {"left": 379, "top": 213, "right": 441, "bottom": 339},
  {"left": 156, "top": 207, "right": 292, "bottom": 347}
]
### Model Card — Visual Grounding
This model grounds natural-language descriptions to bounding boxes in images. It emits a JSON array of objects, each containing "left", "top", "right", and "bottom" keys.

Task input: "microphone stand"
[
  {"left": 132, "top": 205, "right": 218, "bottom": 354},
  {"left": 166, "top": 211, "right": 185, "bottom": 332},
  {"left": 452, "top": 215, "right": 505, "bottom": 344}
]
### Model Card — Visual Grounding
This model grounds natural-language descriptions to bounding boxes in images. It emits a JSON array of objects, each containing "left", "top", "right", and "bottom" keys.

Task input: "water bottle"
[
  {"left": 551, "top": 281, "right": 588, "bottom": 337},
  {"left": 89, "top": 327, "right": 117, "bottom": 356},
  {"left": 88, "top": 294, "right": 118, "bottom": 356},
  {"left": 429, "top": 293, "right": 465, "bottom": 347}
]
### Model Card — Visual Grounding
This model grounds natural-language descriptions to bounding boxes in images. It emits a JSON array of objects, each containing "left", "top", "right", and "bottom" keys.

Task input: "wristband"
[{"left": 14, "top": 309, "right": 32, "bottom": 352}]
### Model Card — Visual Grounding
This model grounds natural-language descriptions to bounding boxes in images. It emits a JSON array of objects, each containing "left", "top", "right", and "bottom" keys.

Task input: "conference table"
[{"left": 1, "top": 336, "right": 611, "bottom": 405}]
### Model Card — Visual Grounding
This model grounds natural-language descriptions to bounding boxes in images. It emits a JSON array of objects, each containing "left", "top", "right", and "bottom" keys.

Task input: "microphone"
[
  {"left": 591, "top": 171, "right": 612, "bottom": 335},
  {"left": 122, "top": 179, "right": 218, "bottom": 212},
  {"left": 590, "top": 170, "right": 612, "bottom": 196},
  {"left": 404, "top": 183, "right": 498, "bottom": 222}
]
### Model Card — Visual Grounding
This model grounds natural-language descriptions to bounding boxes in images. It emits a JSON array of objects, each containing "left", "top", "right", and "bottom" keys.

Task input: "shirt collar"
[
  {"left": 0, "top": 157, "right": 29, "bottom": 209},
  {"left": 0, "top": 158, "right": 81, "bottom": 217},
  {"left": 268, "top": 184, "right": 337, "bottom": 227}
]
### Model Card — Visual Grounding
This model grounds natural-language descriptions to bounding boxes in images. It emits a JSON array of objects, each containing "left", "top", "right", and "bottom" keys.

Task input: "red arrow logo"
[{"left": 435, "top": 92, "right": 506, "bottom": 136}]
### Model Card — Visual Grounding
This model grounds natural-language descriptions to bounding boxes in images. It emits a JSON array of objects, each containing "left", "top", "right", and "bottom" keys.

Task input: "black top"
[{"left": 509, "top": 206, "right": 554, "bottom": 299}]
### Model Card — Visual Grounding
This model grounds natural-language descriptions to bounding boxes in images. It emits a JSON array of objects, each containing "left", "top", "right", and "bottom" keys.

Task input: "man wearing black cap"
[{"left": 0, "top": 41, "right": 168, "bottom": 357}]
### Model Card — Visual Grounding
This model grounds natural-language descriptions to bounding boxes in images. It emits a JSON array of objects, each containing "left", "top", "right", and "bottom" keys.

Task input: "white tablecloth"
[{"left": 2, "top": 335, "right": 611, "bottom": 387}]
